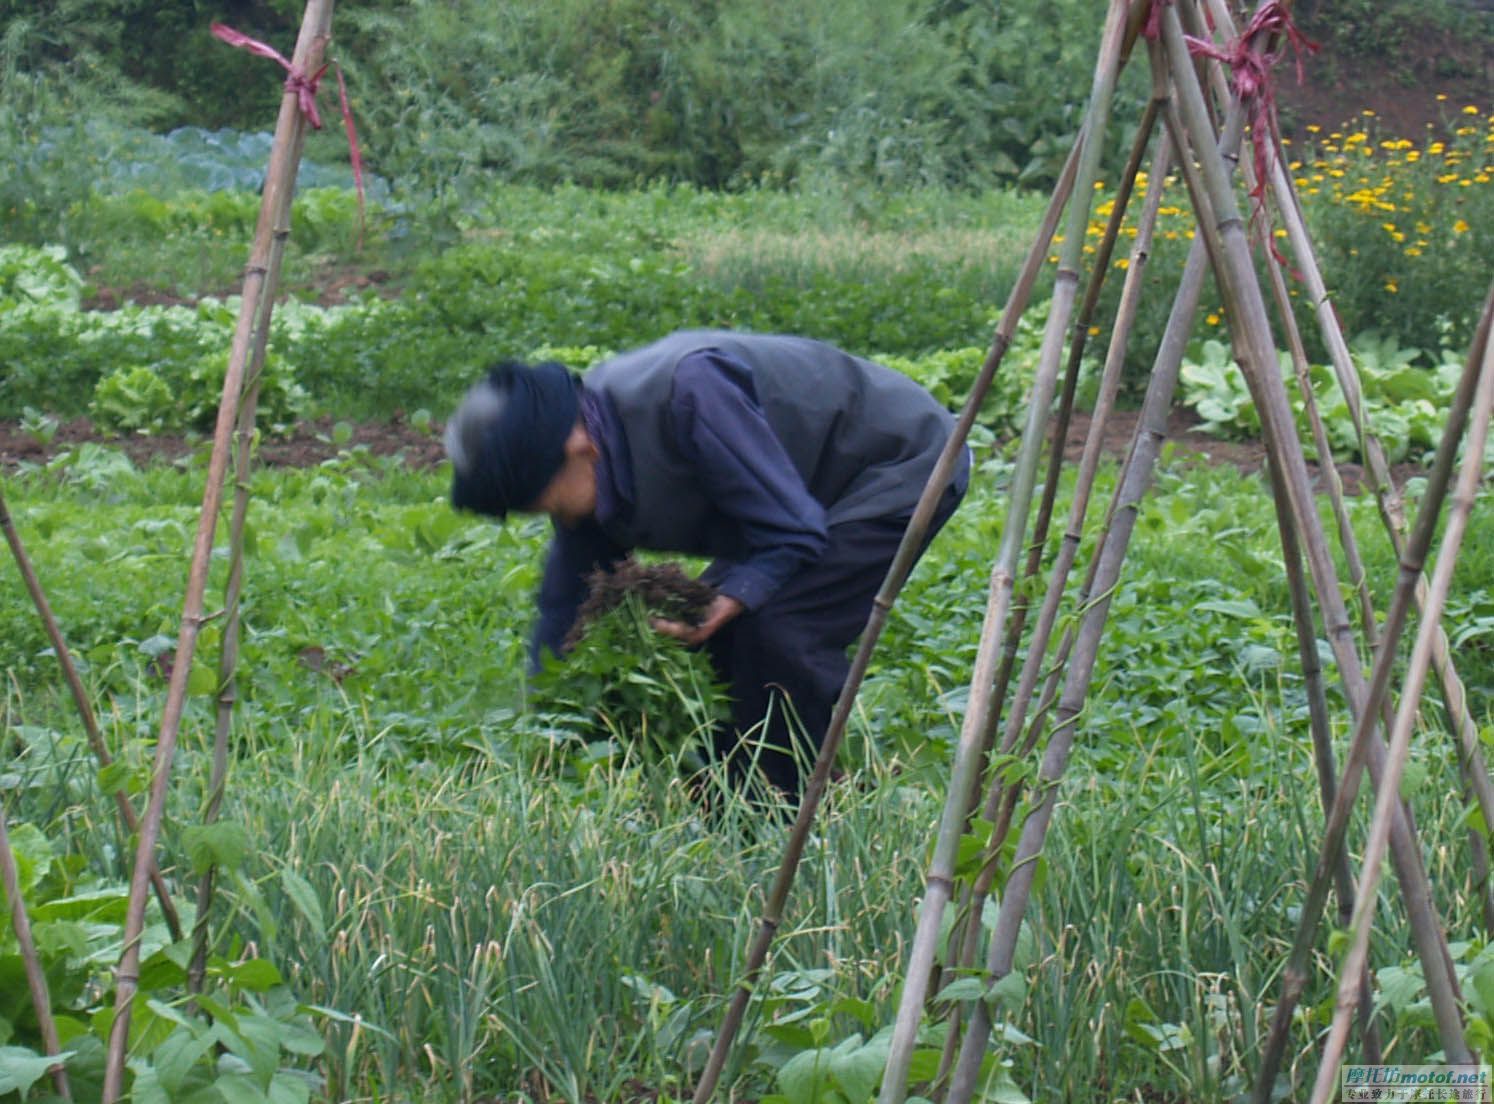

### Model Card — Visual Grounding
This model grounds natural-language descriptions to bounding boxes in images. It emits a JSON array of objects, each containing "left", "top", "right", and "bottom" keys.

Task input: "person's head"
[{"left": 445, "top": 361, "right": 599, "bottom": 527}]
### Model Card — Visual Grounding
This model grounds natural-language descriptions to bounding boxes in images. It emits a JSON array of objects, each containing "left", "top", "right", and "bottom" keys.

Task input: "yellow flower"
[
  {"left": 1206, "top": 313, "right": 1221, "bottom": 326},
  {"left": 1087, "top": 326, "right": 1101, "bottom": 337},
  {"left": 1436, "top": 93, "right": 1448, "bottom": 101},
  {"left": 1405, "top": 246, "right": 1423, "bottom": 257},
  {"left": 1114, "top": 257, "right": 1130, "bottom": 270},
  {"left": 1384, "top": 279, "right": 1398, "bottom": 293},
  {"left": 1454, "top": 219, "right": 1470, "bottom": 234},
  {"left": 1464, "top": 105, "right": 1481, "bottom": 115},
  {"left": 1306, "top": 124, "right": 1321, "bottom": 133}
]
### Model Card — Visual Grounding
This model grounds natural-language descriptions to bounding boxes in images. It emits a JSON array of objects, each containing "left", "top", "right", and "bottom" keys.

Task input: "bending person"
[{"left": 445, "top": 329, "right": 968, "bottom": 796}]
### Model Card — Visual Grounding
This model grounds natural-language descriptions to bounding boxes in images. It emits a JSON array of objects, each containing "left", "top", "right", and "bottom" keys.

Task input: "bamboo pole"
[
  {"left": 1253, "top": 288, "right": 1494, "bottom": 1096},
  {"left": 688, "top": 108, "right": 1086, "bottom": 1104},
  {"left": 1185, "top": 11, "right": 1384, "bottom": 1058},
  {"left": 940, "top": 60, "right": 1230, "bottom": 1102},
  {"left": 1183, "top": 0, "right": 1379, "bottom": 655},
  {"left": 945, "top": 201, "right": 1205, "bottom": 1104},
  {"left": 962, "top": 0, "right": 1158, "bottom": 857},
  {"left": 189, "top": 178, "right": 295, "bottom": 994},
  {"left": 932, "top": 120, "right": 1174, "bottom": 1093},
  {"left": 1255, "top": 250, "right": 1385, "bottom": 1060},
  {"left": 101, "top": 2, "right": 336, "bottom": 1098},
  {"left": 933, "top": 84, "right": 1163, "bottom": 1046},
  {"left": 1199, "top": 0, "right": 1494, "bottom": 937},
  {"left": 1157, "top": 5, "right": 1470, "bottom": 1064},
  {"left": 968, "top": 88, "right": 1164, "bottom": 824},
  {"left": 1, "top": 802, "right": 72, "bottom": 1100},
  {"left": 1308, "top": 284, "right": 1494, "bottom": 1104},
  {"left": 875, "top": 8, "right": 1137, "bottom": 1102},
  {"left": 0, "top": 487, "right": 183, "bottom": 940},
  {"left": 1260, "top": 105, "right": 1494, "bottom": 936}
]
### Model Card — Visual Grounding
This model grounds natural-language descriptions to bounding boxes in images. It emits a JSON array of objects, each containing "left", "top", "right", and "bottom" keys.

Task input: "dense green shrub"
[{"left": 0, "top": 0, "right": 1145, "bottom": 197}]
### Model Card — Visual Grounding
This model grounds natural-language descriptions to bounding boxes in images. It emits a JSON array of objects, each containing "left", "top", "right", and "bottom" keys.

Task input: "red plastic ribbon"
[
  {"left": 1184, "top": 1, "right": 1319, "bottom": 261},
  {"left": 211, "top": 22, "right": 366, "bottom": 248}
]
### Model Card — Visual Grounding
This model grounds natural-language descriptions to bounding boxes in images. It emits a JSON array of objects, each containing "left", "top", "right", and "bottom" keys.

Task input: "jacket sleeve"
[
  {"left": 530, "top": 519, "right": 626, "bottom": 671},
  {"left": 670, "top": 350, "right": 829, "bottom": 610}
]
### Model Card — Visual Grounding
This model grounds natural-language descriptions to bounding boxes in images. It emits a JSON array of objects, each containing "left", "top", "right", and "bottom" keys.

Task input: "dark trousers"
[{"left": 704, "top": 482, "right": 964, "bottom": 795}]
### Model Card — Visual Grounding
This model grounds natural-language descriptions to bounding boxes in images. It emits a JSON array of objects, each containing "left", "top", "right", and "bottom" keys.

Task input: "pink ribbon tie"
[{"left": 211, "top": 22, "right": 366, "bottom": 248}]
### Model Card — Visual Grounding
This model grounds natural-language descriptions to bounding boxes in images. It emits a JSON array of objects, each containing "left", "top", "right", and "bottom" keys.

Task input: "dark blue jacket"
[{"left": 532, "top": 332, "right": 965, "bottom": 666}]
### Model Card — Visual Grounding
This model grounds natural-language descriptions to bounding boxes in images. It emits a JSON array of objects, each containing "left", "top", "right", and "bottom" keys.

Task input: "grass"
[{"left": 4, "top": 445, "right": 1493, "bottom": 1101}]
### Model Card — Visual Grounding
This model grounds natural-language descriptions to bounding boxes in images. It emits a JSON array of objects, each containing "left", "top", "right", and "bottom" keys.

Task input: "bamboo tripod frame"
[{"left": 696, "top": 0, "right": 1494, "bottom": 1100}]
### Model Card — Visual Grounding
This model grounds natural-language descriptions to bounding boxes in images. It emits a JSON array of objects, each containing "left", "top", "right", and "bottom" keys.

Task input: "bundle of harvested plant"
[{"left": 532, "top": 560, "right": 730, "bottom": 768}]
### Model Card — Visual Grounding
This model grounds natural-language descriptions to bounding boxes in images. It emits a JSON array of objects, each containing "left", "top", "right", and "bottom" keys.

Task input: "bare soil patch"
[
  {"left": 1278, "top": 19, "right": 1492, "bottom": 139},
  {"left": 1, "top": 406, "right": 1412, "bottom": 499},
  {"left": 0, "top": 413, "right": 444, "bottom": 472}
]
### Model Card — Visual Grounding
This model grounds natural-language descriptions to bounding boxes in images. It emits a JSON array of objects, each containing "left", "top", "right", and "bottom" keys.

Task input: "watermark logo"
[{"left": 1342, "top": 1064, "right": 1492, "bottom": 1102}]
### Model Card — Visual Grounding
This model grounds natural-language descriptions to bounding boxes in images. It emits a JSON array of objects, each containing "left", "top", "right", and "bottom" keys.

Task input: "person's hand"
[{"left": 652, "top": 594, "right": 744, "bottom": 646}]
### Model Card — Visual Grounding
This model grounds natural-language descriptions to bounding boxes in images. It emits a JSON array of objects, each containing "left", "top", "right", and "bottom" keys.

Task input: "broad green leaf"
[
  {"left": 981, "top": 1063, "right": 1031, "bottom": 1104},
  {"left": 778, "top": 1047, "right": 833, "bottom": 1104},
  {"left": 187, "top": 662, "right": 220, "bottom": 697},
  {"left": 182, "top": 822, "right": 251, "bottom": 874},
  {"left": 0, "top": 1045, "right": 73, "bottom": 1099},
  {"left": 268, "top": 1071, "right": 313, "bottom": 1104},
  {"left": 1470, "top": 955, "right": 1494, "bottom": 1017},
  {"left": 2, "top": 823, "right": 53, "bottom": 900},
  {"left": 275, "top": 1018, "right": 325, "bottom": 1058},
  {"left": 829, "top": 1032, "right": 889, "bottom": 1103},
  {"left": 215, "top": 1071, "right": 272, "bottom": 1104},
  {"left": 127, "top": 1060, "right": 170, "bottom": 1104},
  {"left": 151, "top": 1026, "right": 217, "bottom": 1094},
  {"left": 934, "top": 977, "right": 987, "bottom": 1004}
]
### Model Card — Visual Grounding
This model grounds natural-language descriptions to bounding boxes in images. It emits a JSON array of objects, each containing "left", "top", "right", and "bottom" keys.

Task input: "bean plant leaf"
[
  {"left": 1469, "top": 954, "right": 1494, "bottom": 1018},
  {"left": 776, "top": 1046, "right": 836, "bottom": 1104},
  {"left": 934, "top": 976, "right": 987, "bottom": 1004},
  {"left": 182, "top": 822, "right": 252, "bottom": 875},
  {"left": 152, "top": 1027, "right": 218, "bottom": 1094},
  {"left": 828, "top": 1031, "right": 891, "bottom": 1103},
  {"left": 216, "top": 1071, "right": 272, "bottom": 1104},
  {"left": 2, "top": 822, "right": 53, "bottom": 900},
  {"left": 268, "top": 1072, "right": 313, "bottom": 1104},
  {"left": 0, "top": 1044, "right": 74, "bottom": 1099}
]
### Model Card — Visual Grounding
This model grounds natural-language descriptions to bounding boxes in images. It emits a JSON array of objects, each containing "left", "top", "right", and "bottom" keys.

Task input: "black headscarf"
[{"left": 447, "top": 361, "right": 579, "bottom": 519}]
